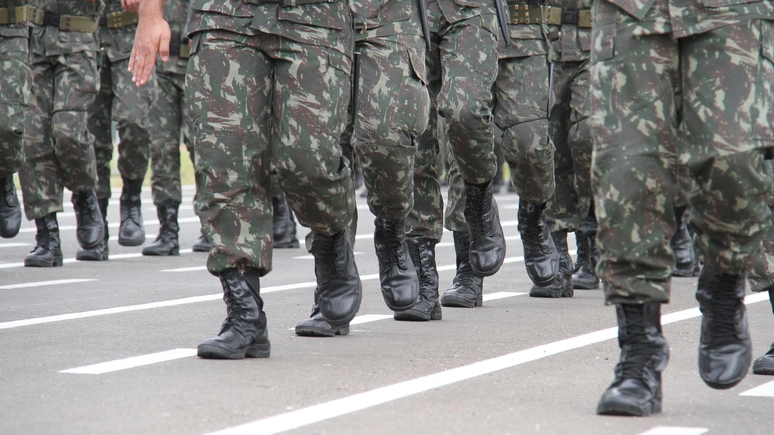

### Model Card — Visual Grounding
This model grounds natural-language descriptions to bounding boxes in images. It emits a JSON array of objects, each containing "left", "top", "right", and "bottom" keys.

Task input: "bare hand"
[
  {"left": 128, "top": 0, "right": 170, "bottom": 87},
  {"left": 121, "top": 0, "right": 141, "bottom": 13}
]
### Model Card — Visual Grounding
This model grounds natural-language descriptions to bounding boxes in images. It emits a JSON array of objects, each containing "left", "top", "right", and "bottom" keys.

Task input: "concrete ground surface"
[{"left": 1, "top": 186, "right": 773, "bottom": 435}]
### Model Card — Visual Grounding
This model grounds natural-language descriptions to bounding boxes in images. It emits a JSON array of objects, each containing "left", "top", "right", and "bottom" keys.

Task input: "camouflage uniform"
[
  {"left": 445, "top": 0, "right": 554, "bottom": 232},
  {"left": 89, "top": 0, "right": 157, "bottom": 202},
  {"left": 589, "top": 0, "right": 774, "bottom": 304},
  {"left": 186, "top": 0, "right": 355, "bottom": 276},
  {"left": 20, "top": 0, "right": 103, "bottom": 220},
  {"left": 407, "top": 0, "right": 500, "bottom": 242},
  {"left": 543, "top": 0, "right": 592, "bottom": 234},
  {"left": 352, "top": 0, "right": 429, "bottom": 222},
  {"left": 0, "top": 2, "right": 30, "bottom": 179},
  {"left": 149, "top": 0, "right": 193, "bottom": 207}
]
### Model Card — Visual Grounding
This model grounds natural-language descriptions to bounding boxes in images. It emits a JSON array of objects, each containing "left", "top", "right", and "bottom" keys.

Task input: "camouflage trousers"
[
  {"left": 354, "top": 34, "right": 430, "bottom": 221},
  {"left": 149, "top": 70, "right": 194, "bottom": 205},
  {"left": 20, "top": 47, "right": 100, "bottom": 220},
  {"left": 446, "top": 52, "right": 553, "bottom": 232},
  {"left": 0, "top": 35, "right": 30, "bottom": 178},
  {"left": 89, "top": 56, "right": 158, "bottom": 200},
  {"left": 186, "top": 30, "right": 354, "bottom": 276},
  {"left": 409, "top": 14, "right": 499, "bottom": 239},
  {"left": 546, "top": 60, "right": 592, "bottom": 232},
  {"left": 590, "top": 6, "right": 774, "bottom": 304},
  {"left": 749, "top": 187, "right": 774, "bottom": 293}
]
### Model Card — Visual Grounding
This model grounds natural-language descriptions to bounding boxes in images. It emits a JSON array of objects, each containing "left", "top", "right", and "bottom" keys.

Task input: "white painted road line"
[
  {"left": 60, "top": 348, "right": 197, "bottom": 375},
  {"left": 199, "top": 293, "right": 770, "bottom": 435},
  {"left": 483, "top": 291, "right": 526, "bottom": 301},
  {"left": 637, "top": 427, "right": 709, "bottom": 435},
  {"left": 740, "top": 378, "right": 774, "bottom": 397},
  {"left": 0, "top": 279, "right": 97, "bottom": 290},
  {"left": 0, "top": 249, "right": 194, "bottom": 269},
  {"left": 0, "top": 242, "right": 30, "bottom": 248}
]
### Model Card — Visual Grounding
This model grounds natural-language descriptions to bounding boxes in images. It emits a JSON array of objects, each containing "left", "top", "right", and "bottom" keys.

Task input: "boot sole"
[
  {"left": 295, "top": 325, "right": 350, "bottom": 337},
  {"left": 76, "top": 252, "right": 109, "bottom": 261},
  {"left": 596, "top": 400, "right": 660, "bottom": 417},
  {"left": 142, "top": 248, "right": 180, "bottom": 256},
  {"left": 24, "top": 256, "right": 63, "bottom": 267},
  {"left": 440, "top": 295, "right": 482, "bottom": 308},
  {"left": 118, "top": 238, "right": 145, "bottom": 247},
  {"left": 394, "top": 309, "right": 442, "bottom": 321},
  {"left": 530, "top": 287, "right": 574, "bottom": 298},
  {"left": 192, "top": 245, "right": 211, "bottom": 252},
  {"left": 197, "top": 343, "right": 271, "bottom": 359},
  {"left": 573, "top": 281, "right": 600, "bottom": 290},
  {"left": 752, "top": 366, "right": 774, "bottom": 375}
]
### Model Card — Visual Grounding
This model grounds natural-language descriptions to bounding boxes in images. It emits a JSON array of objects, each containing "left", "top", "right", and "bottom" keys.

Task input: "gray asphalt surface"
[{"left": 1, "top": 185, "right": 773, "bottom": 435}]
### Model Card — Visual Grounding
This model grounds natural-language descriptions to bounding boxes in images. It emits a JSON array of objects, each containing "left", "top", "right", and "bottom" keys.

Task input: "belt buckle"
[{"left": 562, "top": 9, "right": 578, "bottom": 25}]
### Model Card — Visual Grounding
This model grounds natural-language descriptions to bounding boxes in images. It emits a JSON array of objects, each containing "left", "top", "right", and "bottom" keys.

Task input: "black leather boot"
[
  {"left": 311, "top": 229, "right": 362, "bottom": 327},
  {"left": 118, "top": 177, "right": 145, "bottom": 246},
  {"left": 395, "top": 238, "right": 442, "bottom": 321},
  {"left": 672, "top": 205, "right": 697, "bottom": 277},
  {"left": 440, "top": 232, "right": 483, "bottom": 308},
  {"left": 696, "top": 266, "right": 752, "bottom": 389},
  {"left": 72, "top": 190, "right": 105, "bottom": 250},
  {"left": 272, "top": 193, "right": 299, "bottom": 249},
  {"left": 0, "top": 176, "right": 21, "bottom": 238},
  {"left": 518, "top": 200, "right": 559, "bottom": 287},
  {"left": 374, "top": 217, "right": 419, "bottom": 311},
  {"left": 142, "top": 200, "right": 180, "bottom": 256},
  {"left": 753, "top": 290, "right": 774, "bottom": 375},
  {"left": 530, "top": 231, "right": 574, "bottom": 298},
  {"left": 463, "top": 180, "right": 505, "bottom": 277},
  {"left": 192, "top": 228, "right": 212, "bottom": 252},
  {"left": 24, "top": 213, "right": 63, "bottom": 267},
  {"left": 198, "top": 267, "right": 271, "bottom": 359},
  {"left": 572, "top": 231, "right": 599, "bottom": 289},
  {"left": 76, "top": 198, "right": 110, "bottom": 261},
  {"left": 597, "top": 303, "right": 669, "bottom": 416},
  {"left": 295, "top": 287, "right": 351, "bottom": 337}
]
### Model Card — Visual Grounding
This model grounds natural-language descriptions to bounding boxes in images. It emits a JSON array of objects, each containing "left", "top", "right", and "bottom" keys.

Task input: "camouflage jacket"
[
  {"left": 156, "top": 0, "right": 190, "bottom": 75},
  {"left": 98, "top": 0, "right": 138, "bottom": 61},
  {"left": 604, "top": 0, "right": 774, "bottom": 37},
  {"left": 188, "top": 0, "right": 353, "bottom": 60},
  {"left": 30, "top": 0, "right": 103, "bottom": 55},
  {"left": 497, "top": 0, "right": 547, "bottom": 59},
  {"left": 429, "top": 0, "right": 499, "bottom": 36}
]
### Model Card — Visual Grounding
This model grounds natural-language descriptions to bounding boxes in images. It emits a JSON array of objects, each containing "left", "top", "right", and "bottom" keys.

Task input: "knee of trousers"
[
  {"left": 51, "top": 111, "right": 92, "bottom": 148},
  {"left": 567, "top": 116, "right": 593, "bottom": 199},
  {"left": 502, "top": 119, "right": 554, "bottom": 203}
]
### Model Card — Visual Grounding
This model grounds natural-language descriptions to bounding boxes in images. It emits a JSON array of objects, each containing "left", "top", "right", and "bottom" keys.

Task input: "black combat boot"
[
  {"left": 672, "top": 205, "right": 697, "bottom": 277},
  {"left": 395, "top": 238, "right": 442, "bottom": 321},
  {"left": 192, "top": 228, "right": 212, "bottom": 252},
  {"left": 76, "top": 198, "right": 110, "bottom": 261},
  {"left": 142, "top": 200, "right": 180, "bottom": 256},
  {"left": 530, "top": 231, "right": 574, "bottom": 298},
  {"left": 440, "top": 232, "right": 483, "bottom": 308},
  {"left": 24, "top": 213, "right": 63, "bottom": 267},
  {"left": 696, "top": 266, "right": 752, "bottom": 389},
  {"left": 374, "top": 217, "right": 419, "bottom": 311},
  {"left": 517, "top": 200, "right": 559, "bottom": 287},
  {"left": 295, "top": 286, "right": 351, "bottom": 337},
  {"left": 463, "top": 180, "right": 506, "bottom": 276},
  {"left": 118, "top": 177, "right": 145, "bottom": 246},
  {"left": 72, "top": 190, "right": 105, "bottom": 250},
  {"left": 311, "top": 229, "right": 362, "bottom": 327},
  {"left": 272, "top": 193, "right": 299, "bottom": 249},
  {"left": 753, "top": 290, "right": 774, "bottom": 375},
  {"left": 597, "top": 303, "right": 669, "bottom": 416},
  {"left": 574, "top": 209, "right": 600, "bottom": 289},
  {"left": 0, "top": 176, "right": 21, "bottom": 238},
  {"left": 198, "top": 267, "right": 270, "bottom": 359}
]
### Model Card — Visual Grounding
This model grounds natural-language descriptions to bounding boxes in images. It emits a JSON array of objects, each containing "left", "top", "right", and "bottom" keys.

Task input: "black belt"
[{"left": 42, "top": 13, "right": 99, "bottom": 32}]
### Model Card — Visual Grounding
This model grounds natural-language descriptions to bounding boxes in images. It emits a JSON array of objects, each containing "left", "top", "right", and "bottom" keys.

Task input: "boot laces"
[
  {"left": 522, "top": 205, "right": 546, "bottom": 248},
  {"left": 710, "top": 277, "right": 743, "bottom": 337},
  {"left": 467, "top": 186, "right": 492, "bottom": 236},
  {"left": 378, "top": 221, "right": 404, "bottom": 269},
  {"left": 618, "top": 313, "right": 656, "bottom": 379},
  {"left": 315, "top": 234, "right": 340, "bottom": 278}
]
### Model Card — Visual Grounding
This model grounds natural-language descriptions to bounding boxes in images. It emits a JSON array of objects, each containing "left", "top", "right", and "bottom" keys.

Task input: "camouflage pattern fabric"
[
  {"left": 445, "top": 13, "right": 553, "bottom": 233},
  {"left": 749, "top": 186, "right": 774, "bottom": 293},
  {"left": 20, "top": 22, "right": 101, "bottom": 220},
  {"left": 0, "top": 28, "right": 31, "bottom": 178},
  {"left": 88, "top": 55, "right": 158, "bottom": 200},
  {"left": 149, "top": 0, "right": 194, "bottom": 206},
  {"left": 589, "top": 0, "right": 774, "bottom": 305},
  {"left": 408, "top": 0, "right": 499, "bottom": 239},
  {"left": 353, "top": 0, "right": 430, "bottom": 221},
  {"left": 186, "top": 0, "right": 355, "bottom": 276},
  {"left": 545, "top": 60, "right": 591, "bottom": 232}
]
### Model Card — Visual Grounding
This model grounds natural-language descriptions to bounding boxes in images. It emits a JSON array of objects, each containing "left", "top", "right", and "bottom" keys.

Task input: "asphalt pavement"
[{"left": 1, "top": 185, "right": 773, "bottom": 435}]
